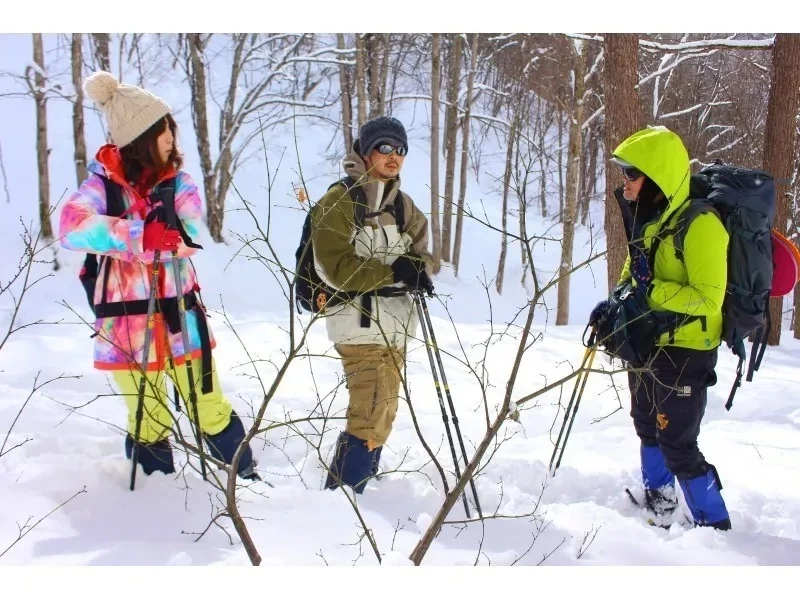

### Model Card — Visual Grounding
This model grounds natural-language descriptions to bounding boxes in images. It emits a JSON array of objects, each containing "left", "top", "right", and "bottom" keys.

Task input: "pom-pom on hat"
[{"left": 83, "top": 71, "right": 171, "bottom": 148}]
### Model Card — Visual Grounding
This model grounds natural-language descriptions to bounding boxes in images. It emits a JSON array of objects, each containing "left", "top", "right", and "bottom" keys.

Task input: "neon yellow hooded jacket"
[{"left": 612, "top": 127, "right": 729, "bottom": 351}]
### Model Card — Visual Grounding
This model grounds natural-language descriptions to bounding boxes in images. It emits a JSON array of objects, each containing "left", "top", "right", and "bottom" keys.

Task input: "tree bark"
[
  {"left": 71, "top": 33, "right": 88, "bottom": 187},
  {"left": 763, "top": 33, "right": 800, "bottom": 345},
  {"left": 602, "top": 33, "right": 642, "bottom": 293},
  {"left": 537, "top": 104, "right": 548, "bottom": 218},
  {"left": 556, "top": 42, "right": 588, "bottom": 326},
  {"left": 441, "top": 34, "right": 462, "bottom": 263},
  {"left": 366, "top": 34, "right": 381, "bottom": 118},
  {"left": 378, "top": 33, "right": 390, "bottom": 117},
  {"left": 187, "top": 34, "right": 217, "bottom": 238},
  {"left": 92, "top": 33, "right": 111, "bottom": 72},
  {"left": 430, "top": 33, "right": 442, "bottom": 274},
  {"left": 355, "top": 34, "right": 367, "bottom": 127},
  {"left": 496, "top": 116, "right": 517, "bottom": 295},
  {"left": 453, "top": 34, "right": 478, "bottom": 276},
  {"left": 31, "top": 34, "right": 52, "bottom": 239},
  {"left": 336, "top": 33, "right": 354, "bottom": 152},
  {"left": 557, "top": 108, "right": 564, "bottom": 222},
  {"left": 581, "top": 124, "right": 599, "bottom": 226}
]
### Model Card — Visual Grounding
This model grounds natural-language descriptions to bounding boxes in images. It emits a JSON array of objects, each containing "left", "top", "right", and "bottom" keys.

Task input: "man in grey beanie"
[{"left": 310, "top": 115, "right": 433, "bottom": 494}]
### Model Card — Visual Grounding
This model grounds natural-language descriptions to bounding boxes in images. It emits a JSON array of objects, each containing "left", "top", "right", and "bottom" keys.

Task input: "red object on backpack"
[{"left": 770, "top": 229, "right": 800, "bottom": 297}]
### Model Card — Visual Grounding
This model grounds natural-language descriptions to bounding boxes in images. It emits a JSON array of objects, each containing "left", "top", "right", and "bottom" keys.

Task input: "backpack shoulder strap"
[
  {"left": 102, "top": 174, "right": 126, "bottom": 219},
  {"left": 155, "top": 175, "right": 203, "bottom": 250},
  {"left": 94, "top": 174, "right": 126, "bottom": 308},
  {"left": 394, "top": 191, "right": 406, "bottom": 234},
  {"left": 328, "top": 176, "right": 368, "bottom": 228},
  {"left": 672, "top": 199, "right": 721, "bottom": 263}
]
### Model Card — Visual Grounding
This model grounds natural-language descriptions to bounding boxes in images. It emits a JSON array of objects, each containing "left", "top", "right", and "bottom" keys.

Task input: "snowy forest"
[{"left": 1, "top": 32, "right": 799, "bottom": 569}]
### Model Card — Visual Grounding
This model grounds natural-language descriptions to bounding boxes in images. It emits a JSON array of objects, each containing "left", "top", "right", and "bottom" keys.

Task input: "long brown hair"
[{"left": 120, "top": 113, "right": 183, "bottom": 187}]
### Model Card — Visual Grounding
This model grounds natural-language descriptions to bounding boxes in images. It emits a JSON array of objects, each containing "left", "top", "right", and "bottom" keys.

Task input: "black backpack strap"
[
  {"left": 394, "top": 191, "right": 406, "bottom": 234},
  {"left": 150, "top": 177, "right": 203, "bottom": 250},
  {"left": 671, "top": 199, "right": 721, "bottom": 264},
  {"left": 647, "top": 203, "right": 689, "bottom": 272},
  {"left": 328, "top": 176, "right": 369, "bottom": 228},
  {"left": 96, "top": 175, "right": 127, "bottom": 308}
]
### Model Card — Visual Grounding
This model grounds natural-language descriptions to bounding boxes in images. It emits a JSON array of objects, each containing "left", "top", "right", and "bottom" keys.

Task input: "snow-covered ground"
[{"left": 2, "top": 33, "right": 800, "bottom": 570}]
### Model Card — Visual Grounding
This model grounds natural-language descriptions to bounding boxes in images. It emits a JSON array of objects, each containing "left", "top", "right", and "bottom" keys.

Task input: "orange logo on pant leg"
[{"left": 656, "top": 413, "right": 669, "bottom": 430}]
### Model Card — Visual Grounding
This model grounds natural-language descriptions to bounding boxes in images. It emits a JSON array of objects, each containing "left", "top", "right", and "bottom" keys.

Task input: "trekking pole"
[
  {"left": 548, "top": 327, "right": 597, "bottom": 477},
  {"left": 414, "top": 293, "right": 470, "bottom": 518},
  {"left": 161, "top": 185, "right": 207, "bottom": 482},
  {"left": 415, "top": 292, "right": 483, "bottom": 518},
  {"left": 130, "top": 251, "right": 163, "bottom": 491}
]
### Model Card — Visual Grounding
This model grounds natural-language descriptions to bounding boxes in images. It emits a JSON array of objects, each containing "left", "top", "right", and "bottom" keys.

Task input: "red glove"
[{"left": 143, "top": 221, "right": 181, "bottom": 252}]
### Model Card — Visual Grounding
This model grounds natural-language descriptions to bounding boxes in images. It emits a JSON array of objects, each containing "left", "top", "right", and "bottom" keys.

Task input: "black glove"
[
  {"left": 391, "top": 255, "right": 434, "bottom": 295},
  {"left": 589, "top": 299, "right": 609, "bottom": 327}
]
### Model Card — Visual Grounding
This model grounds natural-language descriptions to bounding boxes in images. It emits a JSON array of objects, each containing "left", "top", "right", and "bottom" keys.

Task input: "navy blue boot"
[
  {"left": 679, "top": 466, "right": 731, "bottom": 530},
  {"left": 125, "top": 435, "right": 175, "bottom": 476},
  {"left": 324, "top": 432, "right": 376, "bottom": 494},
  {"left": 641, "top": 443, "right": 677, "bottom": 517},
  {"left": 204, "top": 411, "right": 256, "bottom": 479}
]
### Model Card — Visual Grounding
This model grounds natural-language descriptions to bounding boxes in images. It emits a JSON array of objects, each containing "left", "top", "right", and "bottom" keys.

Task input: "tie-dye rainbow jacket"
[{"left": 59, "top": 148, "right": 215, "bottom": 372}]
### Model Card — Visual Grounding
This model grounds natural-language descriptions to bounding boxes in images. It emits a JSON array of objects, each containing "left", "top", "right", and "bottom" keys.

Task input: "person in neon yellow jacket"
[{"left": 590, "top": 126, "right": 732, "bottom": 530}]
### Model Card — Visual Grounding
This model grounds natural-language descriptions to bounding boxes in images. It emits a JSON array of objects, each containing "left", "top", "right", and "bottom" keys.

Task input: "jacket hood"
[{"left": 612, "top": 126, "right": 691, "bottom": 224}]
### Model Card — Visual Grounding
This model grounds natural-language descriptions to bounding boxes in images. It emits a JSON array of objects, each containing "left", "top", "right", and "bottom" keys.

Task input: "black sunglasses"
[
  {"left": 376, "top": 143, "right": 407, "bottom": 157},
  {"left": 621, "top": 165, "right": 644, "bottom": 181}
]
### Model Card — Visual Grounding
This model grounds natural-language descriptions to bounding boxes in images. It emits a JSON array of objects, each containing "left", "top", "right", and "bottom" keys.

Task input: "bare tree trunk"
[
  {"left": 187, "top": 34, "right": 217, "bottom": 237},
  {"left": 496, "top": 116, "right": 517, "bottom": 295},
  {"left": 517, "top": 131, "right": 530, "bottom": 286},
  {"left": 117, "top": 34, "right": 126, "bottom": 82},
  {"left": 581, "top": 124, "right": 599, "bottom": 226},
  {"left": 537, "top": 103, "right": 548, "bottom": 218},
  {"left": 388, "top": 34, "right": 414, "bottom": 116},
  {"left": 578, "top": 124, "right": 593, "bottom": 226},
  {"left": 430, "top": 33, "right": 442, "bottom": 274},
  {"left": 336, "top": 33, "right": 354, "bottom": 152},
  {"left": 30, "top": 34, "right": 52, "bottom": 240},
  {"left": 763, "top": 33, "right": 800, "bottom": 346},
  {"left": 557, "top": 108, "right": 565, "bottom": 222},
  {"left": 556, "top": 42, "right": 587, "bottom": 326},
  {"left": 365, "top": 34, "right": 380, "bottom": 119},
  {"left": 71, "top": 34, "right": 88, "bottom": 187},
  {"left": 453, "top": 33, "right": 478, "bottom": 276},
  {"left": 355, "top": 34, "right": 367, "bottom": 127},
  {"left": 92, "top": 33, "right": 111, "bottom": 71},
  {"left": 441, "top": 34, "right": 462, "bottom": 263},
  {"left": 378, "top": 33, "right": 390, "bottom": 117},
  {"left": 602, "top": 33, "right": 642, "bottom": 293}
]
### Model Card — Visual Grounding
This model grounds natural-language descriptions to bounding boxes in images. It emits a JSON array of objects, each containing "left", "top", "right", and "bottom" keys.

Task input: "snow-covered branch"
[
  {"left": 659, "top": 103, "right": 705, "bottom": 120},
  {"left": 640, "top": 37, "right": 774, "bottom": 52}
]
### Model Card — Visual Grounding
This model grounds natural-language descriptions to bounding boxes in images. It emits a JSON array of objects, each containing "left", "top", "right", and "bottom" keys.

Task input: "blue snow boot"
[
  {"left": 641, "top": 444, "right": 677, "bottom": 517},
  {"left": 125, "top": 435, "right": 175, "bottom": 476},
  {"left": 678, "top": 466, "right": 731, "bottom": 530},
  {"left": 204, "top": 411, "right": 255, "bottom": 479},
  {"left": 325, "top": 432, "right": 376, "bottom": 494}
]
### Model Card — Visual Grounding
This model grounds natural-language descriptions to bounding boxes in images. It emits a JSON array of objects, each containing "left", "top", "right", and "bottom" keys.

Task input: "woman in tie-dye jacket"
[{"left": 59, "top": 71, "right": 258, "bottom": 481}]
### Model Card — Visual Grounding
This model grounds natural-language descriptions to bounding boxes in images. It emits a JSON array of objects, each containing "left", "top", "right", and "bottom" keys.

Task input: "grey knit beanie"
[
  {"left": 83, "top": 71, "right": 172, "bottom": 148},
  {"left": 357, "top": 116, "right": 408, "bottom": 156}
]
